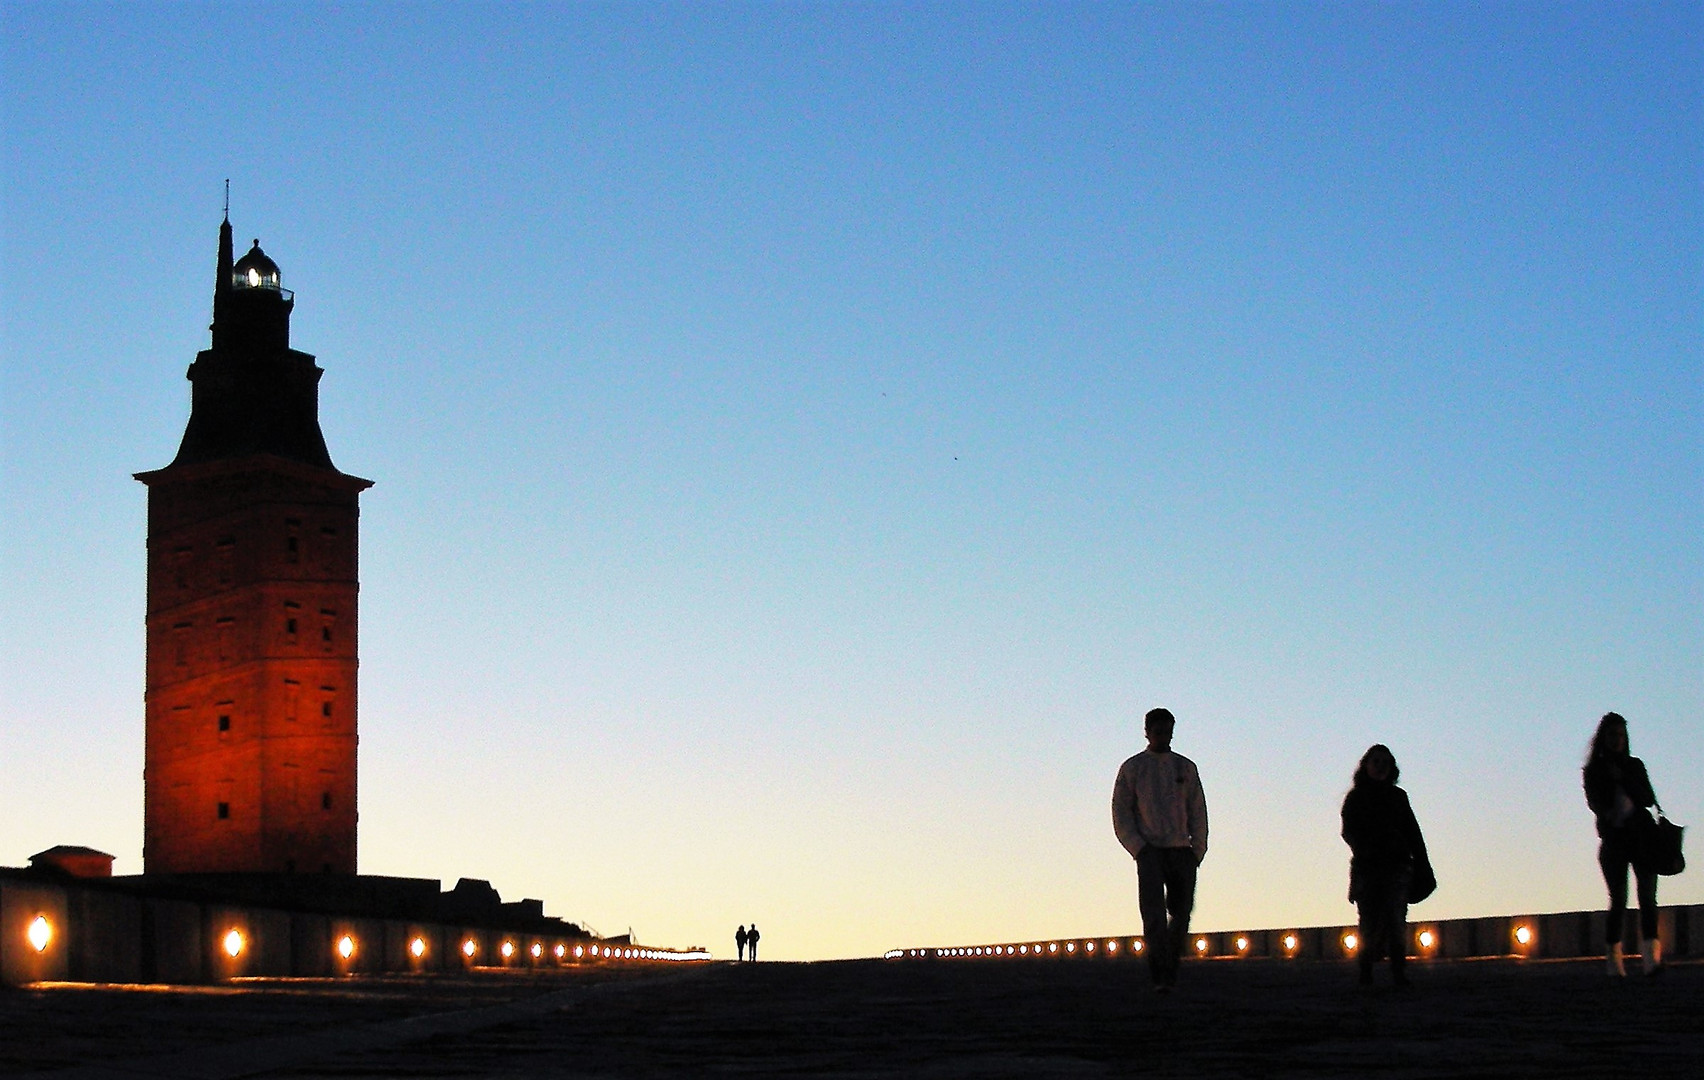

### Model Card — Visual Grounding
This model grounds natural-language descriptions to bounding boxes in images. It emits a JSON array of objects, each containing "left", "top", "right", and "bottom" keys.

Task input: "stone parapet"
[{"left": 1, "top": 871, "right": 705, "bottom": 986}]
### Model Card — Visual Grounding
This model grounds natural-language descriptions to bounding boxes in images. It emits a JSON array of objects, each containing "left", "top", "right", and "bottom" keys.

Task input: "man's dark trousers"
[{"left": 1137, "top": 846, "right": 1197, "bottom": 987}]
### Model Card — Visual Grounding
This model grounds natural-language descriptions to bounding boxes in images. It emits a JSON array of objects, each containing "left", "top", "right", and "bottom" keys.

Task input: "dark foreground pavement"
[{"left": 4, "top": 958, "right": 1700, "bottom": 1078}]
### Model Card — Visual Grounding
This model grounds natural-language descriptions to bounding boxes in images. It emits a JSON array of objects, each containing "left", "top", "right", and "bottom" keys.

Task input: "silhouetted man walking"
[
  {"left": 747, "top": 923, "right": 761, "bottom": 961},
  {"left": 735, "top": 924, "right": 748, "bottom": 961},
  {"left": 1112, "top": 707, "right": 1208, "bottom": 992}
]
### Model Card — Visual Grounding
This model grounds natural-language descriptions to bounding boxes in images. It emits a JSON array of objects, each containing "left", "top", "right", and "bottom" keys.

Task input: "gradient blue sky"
[{"left": 2, "top": 2, "right": 1699, "bottom": 960}]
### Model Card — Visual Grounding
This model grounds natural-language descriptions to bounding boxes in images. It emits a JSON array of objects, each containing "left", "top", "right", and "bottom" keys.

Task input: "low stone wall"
[
  {"left": 1, "top": 877, "right": 705, "bottom": 986},
  {"left": 885, "top": 904, "right": 1703, "bottom": 964}
]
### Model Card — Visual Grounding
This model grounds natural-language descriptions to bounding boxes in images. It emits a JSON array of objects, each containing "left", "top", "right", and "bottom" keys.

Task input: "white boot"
[
  {"left": 1606, "top": 943, "right": 1625, "bottom": 977},
  {"left": 1641, "top": 938, "right": 1663, "bottom": 975}
]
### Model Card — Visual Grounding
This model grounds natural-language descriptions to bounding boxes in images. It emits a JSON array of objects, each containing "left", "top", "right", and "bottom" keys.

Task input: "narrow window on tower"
[
  {"left": 218, "top": 713, "right": 231, "bottom": 733},
  {"left": 216, "top": 615, "right": 234, "bottom": 662},
  {"left": 321, "top": 791, "right": 332, "bottom": 811},
  {"left": 320, "top": 686, "right": 336, "bottom": 725},
  {"left": 320, "top": 608, "right": 336, "bottom": 650},
  {"left": 285, "top": 518, "right": 301, "bottom": 563},
  {"left": 284, "top": 600, "right": 300, "bottom": 643},
  {"left": 284, "top": 679, "right": 300, "bottom": 722},
  {"left": 216, "top": 536, "right": 235, "bottom": 585},
  {"left": 171, "top": 703, "right": 193, "bottom": 751},
  {"left": 217, "top": 801, "right": 230, "bottom": 820}
]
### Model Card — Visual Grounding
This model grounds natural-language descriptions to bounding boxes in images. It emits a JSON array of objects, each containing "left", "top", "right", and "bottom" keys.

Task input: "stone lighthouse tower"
[{"left": 135, "top": 214, "right": 371, "bottom": 875}]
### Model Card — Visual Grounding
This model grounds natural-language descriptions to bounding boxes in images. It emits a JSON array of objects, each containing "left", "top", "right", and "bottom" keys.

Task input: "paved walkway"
[{"left": 5, "top": 959, "right": 1701, "bottom": 1078}]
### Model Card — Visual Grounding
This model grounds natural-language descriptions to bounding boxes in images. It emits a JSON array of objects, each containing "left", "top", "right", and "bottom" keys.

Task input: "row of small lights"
[
  {"left": 21, "top": 914, "right": 1533, "bottom": 965},
  {"left": 886, "top": 924, "right": 1537, "bottom": 961},
  {"left": 21, "top": 914, "right": 707, "bottom": 965}
]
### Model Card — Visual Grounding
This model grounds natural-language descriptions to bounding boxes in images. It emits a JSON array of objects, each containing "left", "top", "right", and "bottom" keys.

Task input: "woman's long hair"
[
  {"left": 1586, "top": 712, "right": 1628, "bottom": 764},
  {"left": 1352, "top": 743, "right": 1399, "bottom": 786}
]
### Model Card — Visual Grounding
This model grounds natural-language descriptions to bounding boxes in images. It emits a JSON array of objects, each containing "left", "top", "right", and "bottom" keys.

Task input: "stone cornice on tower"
[{"left": 135, "top": 453, "right": 374, "bottom": 494}]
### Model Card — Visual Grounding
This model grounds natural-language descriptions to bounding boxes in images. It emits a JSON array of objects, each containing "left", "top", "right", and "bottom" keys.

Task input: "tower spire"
[{"left": 214, "top": 183, "right": 235, "bottom": 333}]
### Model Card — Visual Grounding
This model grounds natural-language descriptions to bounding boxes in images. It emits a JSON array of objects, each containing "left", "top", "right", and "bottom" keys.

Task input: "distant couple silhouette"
[{"left": 735, "top": 923, "right": 761, "bottom": 961}]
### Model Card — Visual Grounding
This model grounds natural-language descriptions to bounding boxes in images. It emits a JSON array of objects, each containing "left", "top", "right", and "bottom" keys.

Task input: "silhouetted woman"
[
  {"left": 1583, "top": 712, "right": 1663, "bottom": 976},
  {"left": 1341, "top": 744, "right": 1432, "bottom": 987}
]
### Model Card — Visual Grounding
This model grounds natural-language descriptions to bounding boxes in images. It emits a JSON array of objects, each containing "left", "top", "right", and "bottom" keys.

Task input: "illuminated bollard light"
[
  {"left": 410, "top": 936, "right": 427, "bottom": 959},
  {"left": 224, "top": 929, "right": 245, "bottom": 958},
  {"left": 1282, "top": 933, "right": 1300, "bottom": 955},
  {"left": 462, "top": 939, "right": 478, "bottom": 959},
  {"left": 530, "top": 942, "right": 543, "bottom": 960},
  {"left": 555, "top": 943, "right": 567, "bottom": 960},
  {"left": 337, "top": 935, "right": 356, "bottom": 960},
  {"left": 1132, "top": 939, "right": 1144, "bottom": 954},
  {"left": 1342, "top": 932, "right": 1359, "bottom": 954},
  {"left": 1234, "top": 936, "right": 1249, "bottom": 955},
  {"left": 1194, "top": 936, "right": 1209, "bottom": 956},
  {"left": 26, "top": 916, "right": 52, "bottom": 953},
  {"left": 501, "top": 941, "right": 516, "bottom": 960}
]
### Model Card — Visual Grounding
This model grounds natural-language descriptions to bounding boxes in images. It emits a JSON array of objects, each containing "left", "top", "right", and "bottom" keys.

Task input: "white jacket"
[{"left": 1111, "top": 749, "right": 1208, "bottom": 863}]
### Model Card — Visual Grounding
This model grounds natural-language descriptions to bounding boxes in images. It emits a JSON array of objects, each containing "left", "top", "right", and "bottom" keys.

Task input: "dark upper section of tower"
[{"left": 167, "top": 216, "right": 336, "bottom": 469}]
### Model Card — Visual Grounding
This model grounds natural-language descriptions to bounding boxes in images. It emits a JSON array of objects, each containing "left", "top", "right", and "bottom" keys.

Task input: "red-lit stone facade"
[
  {"left": 139, "top": 459, "right": 367, "bottom": 873},
  {"left": 136, "top": 216, "right": 371, "bottom": 874}
]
